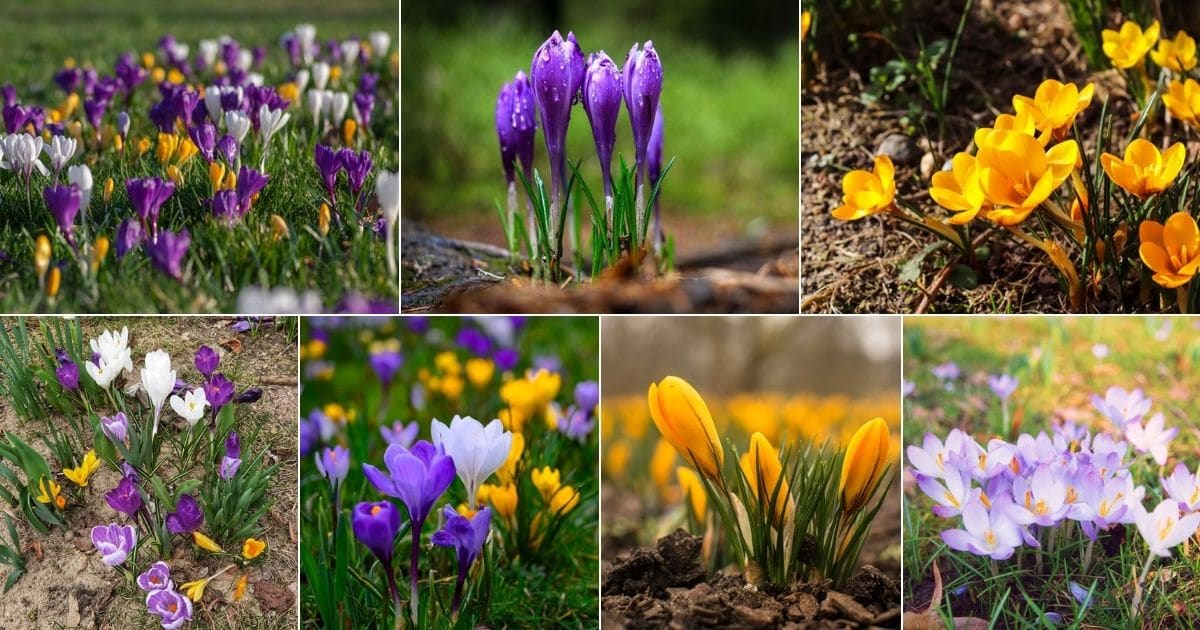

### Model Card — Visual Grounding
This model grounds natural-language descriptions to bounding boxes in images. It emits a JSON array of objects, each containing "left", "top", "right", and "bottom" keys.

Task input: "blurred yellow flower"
[
  {"left": 435, "top": 351, "right": 461, "bottom": 375},
  {"left": 1102, "top": 20, "right": 1160, "bottom": 69},
  {"left": 1151, "top": 30, "right": 1197, "bottom": 72},
  {"left": 318, "top": 203, "right": 331, "bottom": 236},
  {"left": 497, "top": 432, "right": 524, "bottom": 484},
  {"left": 500, "top": 378, "right": 538, "bottom": 420},
  {"left": 548, "top": 484, "right": 579, "bottom": 515},
  {"left": 440, "top": 375, "right": 464, "bottom": 400},
  {"left": 270, "top": 214, "right": 289, "bottom": 241},
  {"left": 46, "top": 268, "right": 61, "bottom": 298},
  {"left": 739, "top": 432, "right": 790, "bottom": 527},
  {"left": 605, "top": 441, "right": 631, "bottom": 480},
  {"left": 831, "top": 155, "right": 895, "bottom": 221},
  {"left": 648, "top": 376, "right": 724, "bottom": 482},
  {"left": 323, "top": 403, "right": 354, "bottom": 424},
  {"left": 91, "top": 236, "right": 109, "bottom": 273},
  {"left": 801, "top": 11, "right": 811, "bottom": 42},
  {"left": 102, "top": 177, "right": 114, "bottom": 204},
  {"left": 528, "top": 368, "right": 561, "bottom": 407},
  {"left": 677, "top": 466, "right": 706, "bottom": 521},
  {"left": 649, "top": 438, "right": 677, "bottom": 498},
  {"left": 531, "top": 466, "right": 561, "bottom": 503},
  {"left": 1139, "top": 212, "right": 1200, "bottom": 289},
  {"left": 489, "top": 483, "right": 518, "bottom": 519},
  {"left": 466, "top": 358, "right": 495, "bottom": 389},
  {"left": 278, "top": 82, "right": 299, "bottom": 104},
  {"left": 840, "top": 418, "right": 890, "bottom": 514},
  {"left": 1163, "top": 78, "right": 1200, "bottom": 126},
  {"left": 233, "top": 574, "right": 248, "bottom": 602},
  {"left": 1101, "top": 139, "right": 1185, "bottom": 199},
  {"left": 343, "top": 118, "right": 357, "bottom": 146}
]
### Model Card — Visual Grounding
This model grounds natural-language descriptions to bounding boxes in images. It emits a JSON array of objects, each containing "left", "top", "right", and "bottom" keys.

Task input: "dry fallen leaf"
[{"left": 219, "top": 337, "right": 243, "bottom": 353}]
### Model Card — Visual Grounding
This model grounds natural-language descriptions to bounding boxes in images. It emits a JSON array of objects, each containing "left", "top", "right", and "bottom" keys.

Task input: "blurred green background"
[{"left": 402, "top": 0, "right": 799, "bottom": 246}]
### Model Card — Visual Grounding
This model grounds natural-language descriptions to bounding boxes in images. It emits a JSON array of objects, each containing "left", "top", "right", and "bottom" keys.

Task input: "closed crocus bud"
[
  {"left": 623, "top": 41, "right": 663, "bottom": 226},
  {"left": 583, "top": 52, "right": 622, "bottom": 203},
  {"left": 840, "top": 417, "right": 890, "bottom": 514},
  {"left": 530, "top": 30, "right": 585, "bottom": 231},
  {"left": 648, "top": 376, "right": 723, "bottom": 482},
  {"left": 739, "top": 432, "right": 790, "bottom": 527},
  {"left": 495, "top": 70, "right": 537, "bottom": 186}
]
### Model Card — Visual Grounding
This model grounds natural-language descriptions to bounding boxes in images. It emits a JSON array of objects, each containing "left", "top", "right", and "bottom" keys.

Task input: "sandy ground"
[{"left": 0, "top": 317, "right": 298, "bottom": 630}]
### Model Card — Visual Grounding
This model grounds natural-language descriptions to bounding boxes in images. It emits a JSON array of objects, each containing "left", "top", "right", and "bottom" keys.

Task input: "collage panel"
[
  {"left": 0, "top": 316, "right": 298, "bottom": 628},
  {"left": 600, "top": 316, "right": 902, "bottom": 627},
  {"left": 903, "top": 316, "right": 1200, "bottom": 625},
  {"left": 0, "top": 1, "right": 398, "bottom": 315},
  {"left": 298, "top": 316, "right": 600, "bottom": 628},
  {"left": 400, "top": 1, "right": 799, "bottom": 314}
]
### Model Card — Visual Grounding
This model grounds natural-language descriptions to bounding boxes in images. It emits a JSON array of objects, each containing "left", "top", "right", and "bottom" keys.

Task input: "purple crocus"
[
  {"left": 380, "top": 420, "right": 419, "bottom": 448},
  {"left": 91, "top": 523, "right": 137, "bottom": 566},
  {"left": 339, "top": 148, "right": 372, "bottom": 212},
  {"left": 574, "top": 380, "right": 599, "bottom": 412},
  {"left": 316, "top": 444, "right": 350, "bottom": 489},
  {"left": 1091, "top": 386, "right": 1152, "bottom": 426},
  {"left": 314, "top": 144, "right": 342, "bottom": 205},
  {"left": 352, "top": 501, "right": 403, "bottom": 608},
  {"left": 583, "top": 52, "right": 622, "bottom": 204},
  {"left": 136, "top": 560, "right": 174, "bottom": 592},
  {"left": 368, "top": 347, "right": 403, "bottom": 389},
  {"left": 353, "top": 90, "right": 375, "bottom": 128},
  {"left": 145, "top": 228, "right": 189, "bottom": 280},
  {"left": 105, "top": 475, "right": 143, "bottom": 517},
  {"left": 165, "top": 493, "right": 204, "bottom": 534},
  {"left": 495, "top": 70, "right": 536, "bottom": 187},
  {"left": 146, "top": 588, "right": 193, "bottom": 630},
  {"left": 211, "top": 190, "right": 239, "bottom": 222},
  {"left": 235, "top": 166, "right": 270, "bottom": 214},
  {"left": 83, "top": 98, "right": 107, "bottom": 132},
  {"left": 623, "top": 41, "right": 663, "bottom": 240},
  {"left": 217, "top": 134, "right": 238, "bottom": 164},
  {"left": 494, "top": 347, "right": 519, "bottom": 372},
  {"left": 300, "top": 416, "right": 319, "bottom": 457},
  {"left": 126, "top": 177, "right": 175, "bottom": 240},
  {"left": 44, "top": 183, "right": 82, "bottom": 246},
  {"left": 362, "top": 440, "right": 455, "bottom": 620},
  {"left": 56, "top": 360, "right": 80, "bottom": 391},
  {"left": 648, "top": 102, "right": 664, "bottom": 226},
  {"left": 54, "top": 67, "right": 82, "bottom": 94},
  {"left": 194, "top": 345, "right": 219, "bottom": 379},
  {"left": 101, "top": 412, "right": 129, "bottom": 443},
  {"left": 530, "top": 30, "right": 585, "bottom": 236},
  {"left": 988, "top": 374, "right": 1018, "bottom": 402},
  {"left": 204, "top": 373, "right": 235, "bottom": 414},
  {"left": 455, "top": 328, "right": 491, "bottom": 356},
  {"left": 115, "top": 218, "right": 144, "bottom": 259},
  {"left": 220, "top": 431, "right": 242, "bottom": 479},
  {"left": 432, "top": 505, "right": 491, "bottom": 615},
  {"left": 189, "top": 121, "right": 217, "bottom": 162},
  {"left": 557, "top": 406, "right": 594, "bottom": 442},
  {"left": 941, "top": 498, "right": 1022, "bottom": 560},
  {"left": 234, "top": 387, "right": 262, "bottom": 403},
  {"left": 931, "top": 361, "right": 960, "bottom": 383},
  {"left": 1163, "top": 463, "right": 1200, "bottom": 512}
]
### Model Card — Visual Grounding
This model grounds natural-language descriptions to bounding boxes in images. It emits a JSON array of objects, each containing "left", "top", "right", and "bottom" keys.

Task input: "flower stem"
[
  {"left": 450, "top": 572, "right": 465, "bottom": 618},
  {"left": 409, "top": 517, "right": 423, "bottom": 625},
  {"left": 1131, "top": 550, "right": 1156, "bottom": 618}
]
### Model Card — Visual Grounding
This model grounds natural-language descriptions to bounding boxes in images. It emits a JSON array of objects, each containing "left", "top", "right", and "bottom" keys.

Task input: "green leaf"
[{"left": 898, "top": 241, "right": 946, "bottom": 284}]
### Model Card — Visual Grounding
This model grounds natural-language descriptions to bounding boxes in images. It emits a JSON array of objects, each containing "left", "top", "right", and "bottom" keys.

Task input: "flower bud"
[
  {"left": 840, "top": 417, "right": 890, "bottom": 514},
  {"left": 530, "top": 30, "right": 585, "bottom": 200},
  {"left": 583, "top": 52, "right": 622, "bottom": 197},
  {"left": 494, "top": 70, "right": 536, "bottom": 185},
  {"left": 648, "top": 376, "right": 723, "bottom": 482},
  {"left": 34, "top": 234, "right": 51, "bottom": 278},
  {"left": 623, "top": 41, "right": 663, "bottom": 180},
  {"left": 739, "top": 432, "right": 790, "bottom": 527}
]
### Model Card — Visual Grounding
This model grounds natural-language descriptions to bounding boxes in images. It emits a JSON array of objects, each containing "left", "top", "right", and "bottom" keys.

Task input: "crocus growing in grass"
[
  {"left": 169, "top": 387, "right": 208, "bottom": 425},
  {"left": 941, "top": 498, "right": 1022, "bottom": 560},
  {"left": 316, "top": 444, "right": 350, "bottom": 490},
  {"left": 314, "top": 144, "right": 342, "bottom": 206},
  {"left": 530, "top": 30, "right": 585, "bottom": 245},
  {"left": 145, "top": 227, "right": 190, "bottom": 280},
  {"left": 432, "top": 505, "right": 492, "bottom": 616},
  {"left": 101, "top": 412, "right": 129, "bottom": 443},
  {"left": 137, "top": 561, "right": 174, "bottom": 592},
  {"left": 1131, "top": 497, "right": 1200, "bottom": 614},
  {"left": 840, "top": 417, "right": 890, "bottom": 514},
  {"left": 194, "top": 345, "right": 219, "bottom": 379},
  {"left": 431, "top": 415, "right": 513, "bottom": 510},
  {"left": 987, "top": 374, "right": 1018, "bottom": 402},
  {"left": 917, "top": 470, "right": 977, "bottom": 518},
  {"left": 165, "top": 494, "right": 203, "bottom": 535},
  {"left": 339, "top": 148, "right": 371, "bottom": 212},
  {"left": 368, "top": 344, "right": 402, "bottom": 390},
  {"left": 583, "top": 52, "right": 621, "bottom": 224},
  {"left": 56, "top": 359, "right": 79, "bottom": 391},
  {"left": 43, "top": 183, "right": 81, "bottom": 246},
  {"left": 63, "top": 450, "right": 100, "bottom": 487},
  {"left": 91, "top": 523, "right": 137, "bottom": 566},
  {"left": 1091, "top": 386, "right": 1151, "bottom": 426},
  {"left": 623, "top": 41, "right": 663, "bottom": 240},
  {"left": 362, "top": 440, "right": 455, "bottom": 621},
  {"left": 352, "top": 501, "right": 402, "bottom": 611},
  {"left": 126, "top": 177, "right": 175, "bottom": 241},
  {"left": 220, "top": 432, "right": 242, "bottom": 480},
  {"left": 740, "top": 431, "right": 791, "bottom": 527},
  {"left": 204, "top": 373, "right": 235, "bottom": 415},
  {"left": 1101, "top": 140, "right": 1185, "bottom": 199},
  {"left": 106, "top": 475, "right": 143, "bottom": 517},
  {"left": 1162, "top": 463, "right": 1200, "bottom": 511},
  {"left": 380, "top": 420, "right": 419, "bottom": 448},
  {"left": 1125, "top": 412, "right": 1177, "bottom": 466},
  {"left": 146, "top": 587, "right": 193, "bottom": 630},
  {"left": 648, "top": 376, "right": 723, "bottom": 483}
]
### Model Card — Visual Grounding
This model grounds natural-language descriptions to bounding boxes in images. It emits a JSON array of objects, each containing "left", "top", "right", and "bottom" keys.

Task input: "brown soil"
[
  {"left": 801, "top": 0, "right": 1133, "bottom": 313},
  {"left": 402, "top": 223, "right": 799, "bottom": 313},
  {"left": 0, "top": 317, "right": 297, "bottom": 630}
]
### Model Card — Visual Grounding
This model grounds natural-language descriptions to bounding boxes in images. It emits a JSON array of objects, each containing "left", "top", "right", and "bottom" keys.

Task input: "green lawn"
[{"left": 0, "top": 0, "right": 398, "bottom": 312}]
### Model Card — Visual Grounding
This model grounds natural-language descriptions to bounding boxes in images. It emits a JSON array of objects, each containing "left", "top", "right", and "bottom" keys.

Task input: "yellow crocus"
[
  {"left": 102, "top": 177, "right": 114, "bottom": 204},
  {"left": 135, "top": 136, "right": 151, "bottom": 157},
  {"left": 465, "top": 358, "right": 494, "bottom": 389},
  {"left": 193, "top": 531, "right": 224, "bottom": 553},
  {"left": 500, "top": 378, "right": 538, "bottom": 420},
  {"left": 840, "top": 418, "right": 890, "bottom": 514},
  {"left": 605, "top": 441, "right": 630, "bottom": 480},
  {"left": 531, "top": 466, "right": 561, "bottom": 503},
  {"left": 489, "top": 482, "right": 518, "bottom": 520},
  {"left": 166, "top": 165, "right": 184, "bottom": 186},
  {"left": 648, "top": 376, "right": 724, "bottom": 482},
  {"left": 63, "top": 450, "right": 100, "bottom": 487},
  {"left": 45, "top": 267, "right": 61, "bottom": 298},
  {"left": 528, "top": 368, "right": 562, "bottom": 407},
  {"left": 497, "top": 432, "right": 524, "bottom": 483},
  {"left": 801, "top": 11, "right": 811, "bottom": 42},
  {"left": 1102, "top": 20, "right": 1160, "bottom": 69},
  {"left": 175, "top": 137, "right": 198, "bottom": 164},
  {"left": 1139, "top": 212, "right": 1200, "bottom": 289},
  {"left": 1101, "top": 139, "right": 1185, "bottom": 199},
  {"left": 1011, "top": 79, "right": 1094, "bottom": 143},
  {"left": 677, "top": 466, "right": 706, "bottom": 521},
  {"left": 166, "top": 68, "right": 185, "bottom": 84},
  {"left": 222, "top": 169, "right": 237, "bottom": 191},
  {"left": 435, "top": 351, "right": 461, "bottom": 375},
  {"left": 343, "top": 118, "right": 357, "bottom": 146},
  {"left": 270, "top": 214, "right": 289, "bottom": 241},
  {"left": 34, "top": 234, "right": 51, "bottom": 278},
  {"left": 649, "top": 438, "right": 677, "bottom": 497},
  {"left": 35, "top": 476, "right": 64, "bottom": 509},
  {"left": 241, "top": 537, "right": 266, "bottom": 560},
  {"left": 929, "top": 152, "right": 988, "bottom": 224},
  {"left": 155, "top": 133, "right": 178, "bottom": 165},
  {"left": 1163, "top": 78, "right": 1200, "bottom": 126},
  {"left": 209, "top": 162, "right": 226, "bottom": 193},
  {"left": 181, "top": 577, "right": 209, "bottom": 602},
  {"left": 739, "top": 432, "right": 790, "bottom": 527},
  {"left": 318, "top": 203, "right": 331, "bottom": 236},
  {"left": 150, "top": 67, "right": 166, "bottom": 84},
  {"left": 440, "top": 375, "right": 464, "bottom": 400},
  {"left": 548, "top": 484, "right": 579, "bottom": 515},
  {"left": 141, "top": 51, "right": 155, "bottom": 69},
  {"left": 91, "top": 236, "right": 109, "bottom": 273},
  {"left": 973, "top": 129, "right": 1077, "bottom": 225},
  {"left": 1151, "top": 30, "right": 1197, "bottom": 72},
  {"left": 831, "top": 154, "right": 895, "bottom": 221},
  {"left": 278, "top": 82, "right": 299, "bottom": 104}
]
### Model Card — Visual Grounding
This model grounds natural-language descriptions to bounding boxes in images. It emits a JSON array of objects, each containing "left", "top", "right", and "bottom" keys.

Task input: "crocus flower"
[
  {"left": 1102, "top": 20, "right": 1160, "bottom": 69},
  {"left": 67, "top": 164, "right": 93, "bottom": 215},
  {"left": 368, "top": 346, "right": 402, "bottom": 388},
  {"left": 1101, "top": 139, "right": 1185, "bottom": 199},
  {"left": 56, "top": 359, "right": 80, "bottom": 391},
  {"left": 115, "top": 218, "right": 144, "bottom": 259},
  {"left": 1139, "top": 212, "right": 1200, "bottom": 289},
  {"left": 145, "top": 227, "right": 190, "bottom": 280},
  {"left": 169, "top": 387, "right": 209, "bottom": 425},
  {"left": 188, "top": 121, "right": 217, "bottom": 162},
  {"left": 1009, "top": 465, "right": 1071, "bottom": 526},
  {"left": 142, "top": 349, "right": 176, "bottom": 437},
  {"left": 1162, "top": 463, "right": 1200, "bottom": 511},
  {"left": 105, "top": 474, "right": 143, "bottom": 517},
  {"left": 165, "top": 493, "right": 204, "bottom": 534},
  {"left": 381, "top": 420, "right": 419, "bottom": 448},
  {"left": 194, "top": 345, "right": 219, "bottom": 379},
  {"left": 557, "top": 407, "right": 594, "bottom": 442},
  {"left": 225, "top": 110, "right": 251, "bottom": 144},
  {"left": 234, "top": 387, "right": 262, "bottom": 403},
  {"left": 432, "top": 505, "right": 492, "bottom": 615},
  {"left": 583, "top": 52, "right": 621, "bottom": 205},
  {"left": 91, "top": 523, "right": 137, "bottom": 566},
  {"left": 648, "top": 102, "right": 664, "bottom": 192},
  {"left": 973, "top": 129, "right": 1078, "bottom": 225},
  {"left": 43, "top": 183, "right": 81, "bottom": 245},
  {"left": 1135, "top": 498, "right": 1200, "bottom": 557},
  {"left": 1, "top": 133, "right": 48, "bottom": 185},
  {"left": 906, "top": 429, "right": 968, "bottom": 480},
  {"left": 137, "top": 560, "right": 174, "bottom": 592},
  {"left": 931, "top": 361, "right": 960, "bottom": 382},
  {"left": 204, "top": 373, "right": 235, "bottom": 413},
  {"left": 44, "top": 135, "right": 77, "bottom": 173},
  {"left": 1091, "top": 386, "right": 1151, "bottom": 426},
  {"left": 1075, "top": 472, "right": 1137, "bottom": 540},
  {"left": 242, "top": 537, "right": 266, "bottom": 559},
  {"left": 941, "top": 498, "right": 1022, "bottom": 560},
  {"left": 574, "top": 381, "right": 599, "bottom": 412},
  {"left": 740, "top": 432, "right": 791, "bottom": 527},
  {"left": 921, "top": 468, "right": 982, "bottom": 519},
  {"left": 353, "top": 500, "right": 400, "bottom": 564},
  {"left": 146, "top": 587, "right": 193, "bottom": 630},
  {"left": 339, "top": 148, "right": 371, "bottom": 211},
  {"left": 648, "top": 376, "right": 723, "bottom": 482},
  {"left": 101, "top": 412, "right": 129, "bottom": 443},
  {"left": 235, "top": 166, "right": 270, "bottom": 213},
  {"left": 841, "top": 417, "right": 890, "bottom": 514},
  {"left": 220, "top": 431, "right": 242, "bottom": 479},
  {"left": 988, "top": 374, "right": 1018, "bottom": 402},
  {"left": 1011, "top": 79, "right": 1094, "bottom": 143},
  {"left": 495, "top": 70, "right": 536, "bottom": 189},
  {"left": 257, "top": 104, "right": 290, "bottom": 146},
  {"left": 623, "top": 40, "right": 663, "bottom": 232},
  {"left": 530, "top": 30, "right": 585, "bottom": 233},
  {"left": 126, "top": 177, "right": 175, "bottom": 240},
  {"left": 315, "top": 444, "right": 350, "bottom": 489},
  {"left": 314, "top": 144, "right": 342, "bottom": 205},
  {"left": 431, "top": 416, "right": 512, "bottom": 510},
  {"left": 832, "top": 155, "right": 896, "bottom": 221},
  {"left": 1125, "top": 412, "right": 1177, "bottom": 466}
]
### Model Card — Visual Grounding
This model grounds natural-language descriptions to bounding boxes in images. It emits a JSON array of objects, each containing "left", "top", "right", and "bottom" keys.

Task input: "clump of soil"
[{"left": 602, "top": 529, "right": 900, "bottom": 628}]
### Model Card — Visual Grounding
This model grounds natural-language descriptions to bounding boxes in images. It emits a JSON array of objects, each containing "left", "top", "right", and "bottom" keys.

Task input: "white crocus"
[
  {"left": 369, "top": 31, "right": 391, "bottom": 58},
  {"left": 238, "top": 50, "right": 253, "bottom": 73},
  {"left": 246, "top": 73, "right": 264, "bottom": 87},
  {"left": 169, "top": 42, "right": 189, "bottom": 62},
  {"left": 198, "top": 39, "right": 219, "bottom": 68},
  {"left": 295, "top": 24, "right": 317, "bottom": 64},
  {"left": 1135, "top": 498, "right": 1200, "bottom": 557},
  {"left": 328, "top": 92, "right": 350, "bottom": 125},
  {"left": 169, "top": 387, "right": 209, "bottom": 426},
  {"left": 141, "top": 350, "right": 176, "bottom": 437},
  {"left": 85, "top": 360, "right": 119, "bottom": 389},
  {"left": 258, "top": 105, "right": 291, "bottom": 167},
  {"left": 45, "top": 136, "right": 77, "bottom": 172},
  {"left": 305, "top": 89, "right": 326, "bottom": 129},
  {"left": 311, "top": 61, "right": 330, "bottom": 91},
  {"left": 68, "top": 164, "right": 93, "bottom": 215},
  {"left": 341, "top": 40, "right": 360, "bottom": 67},
  {"left": 1, "top": 134, "right": 48, "bottom": 179},
  {"left": 204, "top": 90, "right": 223, "bottom": 125},
  {"left": 294, "top": 69, "right": 310, "bottom": 94},
  {"left": 431, "top": 415, "right": 513, "bottom": 510},
  {"left": 225, "top": 111, "right": 251, "bottom": 144},
  {"left": 377, "top": 170, "right": 399, "bottom": 276},
  {"left": 90, "top": 327, "right": 133, "bottom": 375}
]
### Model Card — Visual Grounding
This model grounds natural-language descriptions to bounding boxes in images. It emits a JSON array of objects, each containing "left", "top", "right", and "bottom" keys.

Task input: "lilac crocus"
[
  {"left": 217, "top": 134, "right": 238, "bottom": 164},
  {"left": 361, "top": 440, "right": 455, "bottom": 620},
  {"left": 432, "top": 505, "right": 491, "bottom": 615},
  {"left": 300, "top": 416, "right": 319, "bottom": 457},
  {"left": 582, "top": 52, "right": 622, "bottom": 222},
  {"left": 165, "top": 493, "right": 203, "bottom": 534},
  {"left": 339, "top": 148, "right": 372, "bottom": 212},
  {"left": 368, "top": 347, "right": 403, "bottom": 389},
  {"left": 316, "top": 444, "right": 350, "bottom": 489},
  {"left": 220, "top": 431, "right": 242, "bottom": 479},
  {"left": 380, "top": 420, "right": 419, "bottom": 448},
  {"left": 194, "top": 345, "right": 219, "bottom": 379},
  {"left": 145, "top": 228, "right": 189, "bottom": 280},
  {"left": 91, "top": 523, "right": 137, "bottom": 566},
  {"left": 931, "top": 361, "right": 960, "bottom": 382},
  {"left": 126, "top": 177, "right": 175, "bottom": 241},
  {"left": 105, "top": 475, "right": 143, "bottom": 517},
  {"left": 1075, "top": 472, "right": 1137, "bottom": 539},
  {"left": 56, "top": 360, "right": 80, "bottom": 391},
  {"left": 495, "top": 70, "right": 536, "bottom": 190},
  {"left": 1162, "top": 463, "right": 1200, "bottom": 511},
  {"left": 941, "top": 498, "right": 1022, "bottom": 560},
  {"left": 557, "top": 406, "right": 594, "bottom": 442},
  {"left": 1009, "top": 465, "right": 1070, "bottom": 527},
  {"left": 43, "top": 183, "right": 82, "bottom": 246},
  {"left": 137, "top": 560, "right": 174, "bottom": 592},
  {"left": 987, "top": 374, "right": 1018, "bottom": 402},
  {"left": 530, "top": 30, "right": 585, "bottom": 241},
  {"left": 352, "top": 501, "right": 403, "bottom": 609},
  {"left": 115, "top": 218, "right": 144, "bottom": 259},
  {"left": 101, "top": 412, "right": 129, "bottom": 443},
  {"left": 574, "top": 380, "right": 599, "bottom": 412},
  {"left": 623, "top": 41, "right": 663, "bottom": 235},
  {"left": 917, "top": 470, "right": 977, "bottom": 518},
  {"left": 146, "top": 588, "right": 193, "bottom": 630},
  {"left": 906, "top": 429, "right": 968, "bottom": 479},
  {"left": 314, "top": 144, "right": 342, "bottom": 205},
  {"left": 1092, "top": 386, "right": 1152, "bottom": 426},
  {"left": 189, "top": 121, "right": 217, "bottom": 162},
  {"left": 1125, "top": 412, "right": 1177, "bottom": 466}
]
